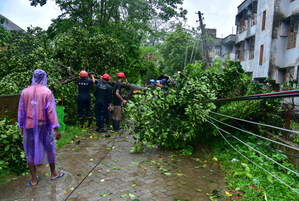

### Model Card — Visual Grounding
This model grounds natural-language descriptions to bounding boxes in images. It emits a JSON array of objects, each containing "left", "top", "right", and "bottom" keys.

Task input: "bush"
[{"left": 0, "top": 116, "right": 27, "bottom": 174}]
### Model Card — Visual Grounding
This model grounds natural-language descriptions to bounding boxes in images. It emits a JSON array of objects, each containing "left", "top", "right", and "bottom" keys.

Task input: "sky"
[{"left": 0, "top": 0, "right": 244, "bottom": 38}]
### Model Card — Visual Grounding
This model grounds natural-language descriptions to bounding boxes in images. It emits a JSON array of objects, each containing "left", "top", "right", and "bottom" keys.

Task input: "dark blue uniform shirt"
[
  {"left": 94, "top": 82, "right": 112, "bottom": 104},
  {"left": 77, "top": 78, "right": 94, "bottom": 101}
]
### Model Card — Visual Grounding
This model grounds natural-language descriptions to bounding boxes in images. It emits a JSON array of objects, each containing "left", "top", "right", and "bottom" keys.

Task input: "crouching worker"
[
  {"left": 77, "top": 70, "right": 96, "bottom": 128},
  {"left": 113, "top": 72, "right": 127, "bottom": 133},
  {"left": 94, "top": 74, "right": 112, "bottom": 133},
  {"left": 18, "top": 69, "right": 65, "bottom": 186}
]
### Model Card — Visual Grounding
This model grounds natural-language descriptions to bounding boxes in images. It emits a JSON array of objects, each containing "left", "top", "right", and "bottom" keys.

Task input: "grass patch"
[
  {"left": 0, "top": 171, "right": 15, "bottom": 186},
  {"left": 55, "top": 123, "right": 93, "bottom": 150},
  {"left": 211, "top": 132, "right": 299, "bottom": 200}
]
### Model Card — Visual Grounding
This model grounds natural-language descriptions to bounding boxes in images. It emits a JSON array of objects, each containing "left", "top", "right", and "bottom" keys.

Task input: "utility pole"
[{"left": 196, "top": 11, "right": 210, "bottom": 68}]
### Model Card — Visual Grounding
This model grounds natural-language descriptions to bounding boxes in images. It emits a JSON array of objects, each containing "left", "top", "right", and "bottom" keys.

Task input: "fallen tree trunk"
[{"left": 57, "top": 63, "right": 148, "bottom": 101}]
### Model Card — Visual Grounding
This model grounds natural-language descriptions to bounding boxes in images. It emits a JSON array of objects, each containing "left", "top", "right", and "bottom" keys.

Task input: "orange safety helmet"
[
  {"left": 102, "top": 73, "right": 110, "bottom": 80},
  {"left": 79, "top": 70, "right": 88, "bottom": 77},
  {"left": 117, "top": 72, "right": 126, "bottom": 78}
]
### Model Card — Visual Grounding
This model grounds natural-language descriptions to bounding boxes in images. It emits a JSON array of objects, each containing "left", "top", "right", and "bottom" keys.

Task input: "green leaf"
[
  {"left": 113, "top": 167, "right": 121, "bottom": 170},
  {"left": 120, "top": 194, "right": 127, "bottom": 198},
  {"left": 131, "top": 184, "right": 136, "bottom": 187},
  {"left": 129, "top": 193, "right": 136, "bottom": 197},
  {"left": 197, "top": 189, "right": 202, "bottom": 192},
  {"left": 4, "top": 145, "right": 10, "bottom": 151}
]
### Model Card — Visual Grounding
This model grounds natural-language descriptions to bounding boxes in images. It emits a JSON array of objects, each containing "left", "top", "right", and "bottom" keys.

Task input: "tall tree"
[
  {"left": 159, "top": 25, "right": 202, "bottom": 75},
  {"left": 30, "top": 0, "right": 187, "bottom": 30}
]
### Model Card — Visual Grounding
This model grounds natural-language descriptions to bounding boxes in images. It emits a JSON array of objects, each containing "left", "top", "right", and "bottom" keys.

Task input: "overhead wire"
[
  {"left": 205, "top": 110, "right": 299, "bottom": 135},
  {"left": 189, "top": 40, "right": 196, "bottom": 64},
  {"left": 232, "top": 120, "right": 299, "bottom": 168},
  {"left": 193, "top": 39, "right": 200, "bottom": 64},
  {"left": 199, "top": 109, "right": 299, "bottom": 152},
  {"left": 197, "top": 111, "right": 299, "bottom": 195},
  {"left": 199, "top": 110, "right": 299, "bottom": 177}
]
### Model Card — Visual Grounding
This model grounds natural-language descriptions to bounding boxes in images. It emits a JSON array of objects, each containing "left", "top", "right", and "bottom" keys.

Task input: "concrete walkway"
[{"left": 0, "top": 130, "right": 228, "bottom": 201}]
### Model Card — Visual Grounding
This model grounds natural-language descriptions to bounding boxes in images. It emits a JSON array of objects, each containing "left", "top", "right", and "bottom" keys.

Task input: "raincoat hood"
[{"left": 31, "top": 69, "right": 47, "bottom": 86}]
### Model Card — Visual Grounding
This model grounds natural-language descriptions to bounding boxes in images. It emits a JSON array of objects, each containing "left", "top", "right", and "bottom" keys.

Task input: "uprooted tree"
[{"left": 123, "top": 58, "right": 282, "bottom": 153}]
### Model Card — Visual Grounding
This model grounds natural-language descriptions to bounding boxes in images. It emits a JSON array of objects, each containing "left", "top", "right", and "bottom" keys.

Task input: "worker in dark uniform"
[
  {"left": 113, "top": 72, "right": 127, "bottom": 133},
  {"left": 77, "top": 70, "right": 96, "bottom": 128},
  {"left": 94, "top": 74, "right": 112, "bottom": 133}
]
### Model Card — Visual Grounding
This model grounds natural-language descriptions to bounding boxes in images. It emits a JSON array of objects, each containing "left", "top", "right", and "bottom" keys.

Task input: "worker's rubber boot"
[
  {"left": 87, "top": 117, "right": 92, "bottom": 128},
  {"left": 79, "top": 118, "right": 85, "bottom": 128},
  {"left": 115, "top": 121, "right": 123, "bottom": 134},
  {"left": 112, "top": 120, "right": 117, "bottom": 133}
]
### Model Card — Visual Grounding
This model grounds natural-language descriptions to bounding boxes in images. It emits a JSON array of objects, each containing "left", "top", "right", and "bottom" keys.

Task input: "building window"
[
  {"left": 249, "top": 38, "right": 255, "bottom": 60},
  {"left": 259, "top": 44, "right": 264, "bottom": 65},
  {"left": 262, "top": 10, "right": 266, "bottom": 31},
  {"left": 236, "top": 42, "right": 245, "bottom": 62},
  {"left": 287, "top": 17, "right": 297, "bottom": 49},
  {"left": 215, "top": 46, "right": 222, "bottom": 56},
  {"left": 251, "top": 13, "right": 257, "bottom": 26},
  {"left": 239, "top": 18, "right": 247, "bottom": 33}
]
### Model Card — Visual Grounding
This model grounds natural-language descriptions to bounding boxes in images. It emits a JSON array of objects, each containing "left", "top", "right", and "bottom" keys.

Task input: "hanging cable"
[
  {"left": 64, "top": 134, "right": 119, "bottom": 200},
  {"left": 197, "top": 112, "right": 299, "bottom": 195},
  {"left": 193, "top": 39, "right": 200, "bottom": 64},
  {"left": 189, "top": 40, "right": 196, "bottom": 64},
  {"left": 233, "top": 120, "right": 299, "bottom": 162},
  {"left": 199, "top": 111, "right": 299, "bottom": 177},
  {"left": 199, "top": 109, "right": 299, "bottom": 152},
  {"left": 205, "top": 110, "right": 299, "bottom": 135},
  {"left": 232, "top": 120, "right": 299, "bottom": 169}
]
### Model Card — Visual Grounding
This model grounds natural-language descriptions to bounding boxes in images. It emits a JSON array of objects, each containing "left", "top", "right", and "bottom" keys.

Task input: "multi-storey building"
[{"left": 233, "top": 0, "right": 299, "bottom": 86}]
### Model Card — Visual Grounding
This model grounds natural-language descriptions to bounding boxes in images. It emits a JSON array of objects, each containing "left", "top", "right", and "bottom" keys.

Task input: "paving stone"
[{"left": 0, "top": 132, "right": 228, "bottom": 201}]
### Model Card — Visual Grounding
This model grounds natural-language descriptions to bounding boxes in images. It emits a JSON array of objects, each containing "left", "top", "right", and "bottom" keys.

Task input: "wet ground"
[{"left": 0, "top": 130, "right": 228, "bottom": 201}]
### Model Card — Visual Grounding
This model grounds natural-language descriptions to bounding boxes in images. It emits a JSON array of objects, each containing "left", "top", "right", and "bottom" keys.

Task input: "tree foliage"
[
  {"left": 124, "top": 58, "right": 281, "bottom": 153},
  {"left": 0, "top": 27, "right": 157, "bottom": 124},
  {"left": 158, "top": 25, "right": 200, "bottom": 75}
]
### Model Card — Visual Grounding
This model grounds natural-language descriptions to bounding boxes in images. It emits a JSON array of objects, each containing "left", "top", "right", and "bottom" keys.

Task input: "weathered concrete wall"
[
  {"left": 0, "top": 94, "right": 20, "bottom": 121},
  {"left": 253, "top": 0, "right": 275, "bottom": 79}
]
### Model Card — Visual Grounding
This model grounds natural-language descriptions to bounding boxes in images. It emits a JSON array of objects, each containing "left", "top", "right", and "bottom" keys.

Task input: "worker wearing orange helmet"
[
  {"left": 112, "top": 72, "right": 127, "bottom": 133},
  {"left": 94, "top": 73, "right": 112, "bottom": 133},
  {"left": 77, "top": 70, "right": 96, "bottom": 128}
]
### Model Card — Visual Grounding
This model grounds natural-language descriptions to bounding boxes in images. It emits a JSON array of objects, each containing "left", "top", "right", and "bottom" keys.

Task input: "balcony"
[
  {"left": 237, "top": 0, "right": 257, "bottom": 14},
  {"left": 223, "top": 35, "right": 236, "bottom": 45}
]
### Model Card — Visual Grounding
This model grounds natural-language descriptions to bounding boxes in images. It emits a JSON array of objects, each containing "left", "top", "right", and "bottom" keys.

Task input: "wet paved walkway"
[{"left": 0, "top": 130, "right": 228, "bottom": 201}]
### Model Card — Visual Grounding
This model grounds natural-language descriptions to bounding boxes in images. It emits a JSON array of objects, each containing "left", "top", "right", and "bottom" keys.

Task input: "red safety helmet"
[
  {"left": 102, "top": 73, "right": 110, "bottom": 80},
  {"left": 117, "top": 72, "right": 126, "bottom": 78},
  {"left": 79, "top": 70, "right": 88, "bottom": 77}
]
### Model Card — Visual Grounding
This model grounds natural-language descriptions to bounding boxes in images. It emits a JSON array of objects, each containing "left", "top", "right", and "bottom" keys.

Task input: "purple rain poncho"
[{"left": 18, "top": 69, "right": 60, "bottom": 165}]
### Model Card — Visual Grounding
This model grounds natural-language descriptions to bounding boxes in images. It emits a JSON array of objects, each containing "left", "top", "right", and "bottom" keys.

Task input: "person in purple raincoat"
[{"left": 18, "top": 69, "right": 65, "bottom": 186}]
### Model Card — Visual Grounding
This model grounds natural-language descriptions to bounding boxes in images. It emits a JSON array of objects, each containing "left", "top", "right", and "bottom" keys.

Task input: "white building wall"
[{"left": 252, "top": 0, "right": 275, "bottom": 79}]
